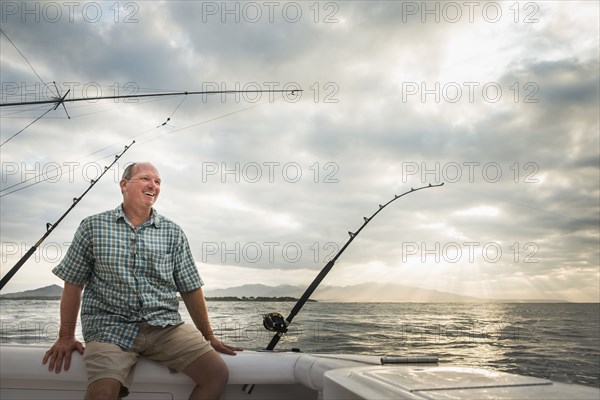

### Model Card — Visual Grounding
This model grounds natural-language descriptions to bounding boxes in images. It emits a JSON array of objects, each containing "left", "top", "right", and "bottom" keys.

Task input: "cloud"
[{"left": 0, "top": 1, "right": 598, "bottom": 302}]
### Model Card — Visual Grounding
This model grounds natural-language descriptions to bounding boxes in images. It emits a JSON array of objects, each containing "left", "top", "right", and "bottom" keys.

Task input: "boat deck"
[{"left": 1, "top": 345, "right": 598, "bottom": 399}]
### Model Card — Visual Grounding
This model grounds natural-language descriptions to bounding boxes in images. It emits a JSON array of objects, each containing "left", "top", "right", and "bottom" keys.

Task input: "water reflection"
[{"left": 1, "top": 300, "right": 598, "bottom": 387}]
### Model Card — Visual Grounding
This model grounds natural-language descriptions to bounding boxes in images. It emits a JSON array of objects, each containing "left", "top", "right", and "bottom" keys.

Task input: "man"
[{"left": 43, "top": 162, "right": 241, "bottom": 399}]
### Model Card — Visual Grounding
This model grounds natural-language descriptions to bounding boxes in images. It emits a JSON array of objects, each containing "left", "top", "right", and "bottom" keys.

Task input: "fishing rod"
[
  {"left": 0, "top": 141, "right": 135, "bottom": 291},
  {"left": 0, "top": 89, "right": 301, "bottom": 107},
  {"left": 242, "top": 182, "right": 444, "bottom": 394}
]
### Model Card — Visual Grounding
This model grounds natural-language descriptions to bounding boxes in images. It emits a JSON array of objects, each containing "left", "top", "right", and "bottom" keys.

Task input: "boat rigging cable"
[
  {"left": 0, "top": 88, "right": 301, "bottom": 147},
  {"left": 242, "top": 182, "right": 444, "bottom": 394},
  {"left": 0, "top": 28, "right": 58, "bottom": 98},
  {"left": 0, "top": 27, "right": 61, "bottom": 146},
  {"left": 0, "top": 141, "right": 135, "bottom": 291},
  {"left": 0, "top": 91, "right": 300, "bottom": 197}
]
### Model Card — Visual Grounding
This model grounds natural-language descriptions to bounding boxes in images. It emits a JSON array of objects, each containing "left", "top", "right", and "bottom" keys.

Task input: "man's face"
[{"left": 120, "top": 164, "right": 161, "bottom": 209}]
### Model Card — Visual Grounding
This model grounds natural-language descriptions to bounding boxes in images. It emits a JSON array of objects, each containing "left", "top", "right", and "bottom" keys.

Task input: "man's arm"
[
  {"left": 181, "top": 287, "right": 242, "bottom": 355},
  {"left": 42, "top": 282, "right": 85, "bottom": 372}
]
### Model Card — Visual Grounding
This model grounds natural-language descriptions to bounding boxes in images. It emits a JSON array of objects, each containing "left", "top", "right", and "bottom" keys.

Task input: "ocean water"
[{"left": 1, "top": 301, "right": 598, "bottom": 388}]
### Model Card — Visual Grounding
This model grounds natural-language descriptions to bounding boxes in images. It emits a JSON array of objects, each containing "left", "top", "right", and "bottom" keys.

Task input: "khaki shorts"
[{"left": 83, "top": 323, "right": 214, "bottom": 391}]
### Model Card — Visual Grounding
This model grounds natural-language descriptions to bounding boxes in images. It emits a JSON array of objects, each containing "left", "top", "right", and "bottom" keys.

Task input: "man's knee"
[
  {"left": 184, "top": 351, "right": 229, "bottom": 387},
  {"left": 85, "top": 378, "right": 126, "bottom": 400},
  {"left": 215, "top": 357, "right": 229, "bottom": 385}
]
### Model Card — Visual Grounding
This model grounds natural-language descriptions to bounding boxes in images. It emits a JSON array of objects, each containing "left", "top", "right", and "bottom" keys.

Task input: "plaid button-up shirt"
[{"left": 53, "top": 205, "right": 203, "bottom": 349}]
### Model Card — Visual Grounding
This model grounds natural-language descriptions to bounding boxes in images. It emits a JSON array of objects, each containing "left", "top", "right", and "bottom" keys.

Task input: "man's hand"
[
  {"left": 181, "top": 287, "right": 244, "bottom": 356},
  {"left": 42, "top": 337, "right": 85, "bottom": 373},
  {"left": 43, "top": 282, "right": 84, "bottom": 373},
  {"left": 208, "top": 336, "right": 243, "bottom": 356}
]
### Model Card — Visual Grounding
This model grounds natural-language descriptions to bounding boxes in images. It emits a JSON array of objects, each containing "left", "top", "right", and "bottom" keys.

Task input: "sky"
[{"left": 0, "top": 1, "right": 598, "bottom": 302}]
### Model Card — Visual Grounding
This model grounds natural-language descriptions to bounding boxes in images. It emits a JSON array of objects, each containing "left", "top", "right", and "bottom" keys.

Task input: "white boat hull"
[{"left": 1, "top": 345, "right": 598, "bottom": 399}]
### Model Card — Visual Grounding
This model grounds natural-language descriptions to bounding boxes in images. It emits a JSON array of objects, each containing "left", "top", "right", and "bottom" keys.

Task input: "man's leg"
[
  {"left": 182, "top": 351, "right": 229, "bottom": 400},
  {"left": 140, "top": 324, "right": 228, "bottom": 399},
  {"left": 84, "top": 378, "right": 124, "bottom": 400},
  {"left": 83, "top": 342, "right": 138, "bottom": 400}
]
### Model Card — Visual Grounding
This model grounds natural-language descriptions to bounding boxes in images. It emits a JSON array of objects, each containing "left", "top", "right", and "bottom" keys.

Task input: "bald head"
[{"left": 122, "top": 162, "right": 157, "bottom": 181}]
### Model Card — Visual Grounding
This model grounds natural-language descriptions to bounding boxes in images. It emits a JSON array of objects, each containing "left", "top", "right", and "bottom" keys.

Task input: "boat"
[
  {"left": 0, "top": 164, "right": 597, "bottom": 400},
  {"left": 1, "top": 344, "right": 599, "bottom": 399}
]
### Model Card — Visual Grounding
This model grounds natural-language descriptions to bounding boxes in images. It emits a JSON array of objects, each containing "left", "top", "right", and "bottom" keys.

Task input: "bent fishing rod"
[
  {"left": 242, "top": 182, "right": 444, "bottom": 394},
  {"left": 0, "top": 89, "right": 302, "bottom": 107},
  {"left": 0, "top": 141, "right": 135, "bottom": 291}
]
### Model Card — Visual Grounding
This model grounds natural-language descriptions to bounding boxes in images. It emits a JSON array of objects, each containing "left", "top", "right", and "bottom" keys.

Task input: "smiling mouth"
[{"left": 144, "top": 192, "right": 155, "bottom": 198}]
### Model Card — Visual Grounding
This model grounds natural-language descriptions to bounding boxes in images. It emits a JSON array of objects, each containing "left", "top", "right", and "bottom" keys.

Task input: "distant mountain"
[
  {"left": 204, "top": 283, "right": 491, "bottom": 302},
  {"left": 204, "top": 283, "right": 571, "bottom": 303},
  {"left": 1, "top": 283, "right": 568, "bottom": 303},
  {"left": 203, "top": 284, "right": 304, "bottom": 297},
  {"left": 0, "top": 284, "right": 63, "bottom": 299},
  {"left": 317, "top": 283, "right": 488, "bottom": 302},
  {"left": 204, "top": 284, "right": 305, "bottom": 299}
]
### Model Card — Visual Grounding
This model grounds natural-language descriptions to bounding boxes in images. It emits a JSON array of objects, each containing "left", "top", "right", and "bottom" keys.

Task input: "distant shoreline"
[
  {"left": 0, "top": 296, "right": 316, "bottom": 302},
  {"left": 0, "top": 296, "right": 63, "bottom": 301},
  {"left": 0, "top": 297, "right": 582, "bottom": 303},
  {"left": 0, "top": 284, "right": 582, "bottom": 303}
]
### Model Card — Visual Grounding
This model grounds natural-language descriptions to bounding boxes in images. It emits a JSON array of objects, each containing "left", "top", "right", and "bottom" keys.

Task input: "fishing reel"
[{"left": 263, "top": 312, "right": 288, "bottom": 333}]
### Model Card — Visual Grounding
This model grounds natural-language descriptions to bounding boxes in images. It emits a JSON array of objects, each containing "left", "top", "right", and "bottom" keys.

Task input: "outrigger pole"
[
  {"left": 0, "top": 89, "right": 301, "bottom": 107},
  {"left": 243, "top": 182, "right": 444, "bottom": 394},
  {"left": 0, "top": 88, "right": 301, "bottom": 145},
  {"left": 0, "top": 141, "right": 135, "bottom": 291}
]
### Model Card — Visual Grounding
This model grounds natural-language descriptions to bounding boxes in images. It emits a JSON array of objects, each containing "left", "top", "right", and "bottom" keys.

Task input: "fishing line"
[
  {"left": 0, "top": 84, "right": 298, "bottom": 151},
  {"left": 0, "top": 93, "right": 294, "bottom": 196},
  {"left": 140, "top": 93, "right": 280, "bottom": 146},
  {"left": 0, "top": 96, "right": 195, "bottom": 194},
  {"left": 0, "top": 29, "right": 58, "bottom": 98},
  {"left": 0, "top": 149, "right": 126, "bottom": 198},
  {"left": 0, "top": 119, "right": 159, "bottom": 196},
  {"left": 157, "top": 94, "right": 187, "bottom": 127},
  {"left": 0, "top": 141, "right": 135, "bottom": 291},
  {"left": 169, "top": 93, "right": 188, "bottom": 118},
  {"left": 30, "top": 91, "right": 176, "bottom": 120},
  {"left": 0, "top": 106, "right": 54, "bottom": 147},
  {"left": 0, "top": 104, "right": 55, "bottom": 117},
  {"left": 0, "top": 106, "right": 163, "bottom": 195},
  {"left": 0, "top": 84, "right": 72, "bottom": 146}
]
